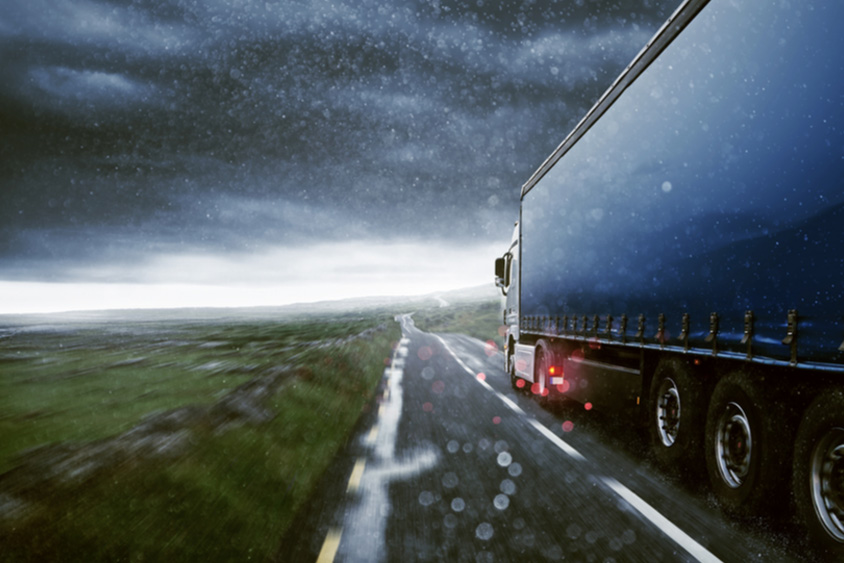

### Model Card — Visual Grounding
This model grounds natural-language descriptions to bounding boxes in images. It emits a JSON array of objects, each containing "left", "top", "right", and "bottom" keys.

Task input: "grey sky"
[{"left": 0, "top": 0, "right": 675, "bottom": 310}]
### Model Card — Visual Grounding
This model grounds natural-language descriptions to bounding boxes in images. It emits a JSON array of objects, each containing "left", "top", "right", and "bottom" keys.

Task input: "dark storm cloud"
[{"left": 0, "top": 0, "right": 675, "bottom": 280}]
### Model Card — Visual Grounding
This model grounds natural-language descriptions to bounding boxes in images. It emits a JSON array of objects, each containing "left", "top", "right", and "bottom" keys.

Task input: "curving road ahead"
[{"left": 278, "top": 314, "right": 803, "bottom": 562}]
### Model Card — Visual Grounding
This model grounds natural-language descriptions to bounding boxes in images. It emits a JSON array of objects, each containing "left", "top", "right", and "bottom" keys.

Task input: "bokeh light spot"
[
  {"left": 492, "top": 416, "right": 501, "bottom": 425},
  {"left": 475, "top": 522, "right": 494, "bottom": 541},
  {"left": 562, "top": 420, "right": 574, "bottom": 432},
  {"left": 496, "top": 451, "right": 512, "bottom": 467}
]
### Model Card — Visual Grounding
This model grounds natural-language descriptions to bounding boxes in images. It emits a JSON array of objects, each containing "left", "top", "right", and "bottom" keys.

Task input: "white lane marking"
[
  {"left": 528, "top": 418, "right": 586, "bottom": 461},
  {"left": 603, "top": 477, "right": 723, "bottom": 563},
  {"left": 498, "top": 393, "right": 525, "bottom": 416},
  {"left": 436, "top": 333, "right": 723, "bottom": 563}
]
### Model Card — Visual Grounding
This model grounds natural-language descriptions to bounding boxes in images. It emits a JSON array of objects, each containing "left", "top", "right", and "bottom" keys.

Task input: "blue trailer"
[{"left": 495, "top": 0, "right": 844, "bottom": 557}]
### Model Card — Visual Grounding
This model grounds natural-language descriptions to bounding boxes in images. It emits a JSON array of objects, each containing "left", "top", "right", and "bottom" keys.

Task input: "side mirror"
[
  {"left": 494, "top": 254, "right": 511, "bottom": 294},
  {"left": 495, "top": 257, "right": 507, "bottom": 285}
]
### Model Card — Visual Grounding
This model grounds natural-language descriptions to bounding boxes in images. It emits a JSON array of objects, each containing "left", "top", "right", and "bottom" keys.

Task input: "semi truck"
[{"left": 494, "top": 0, "right": 844, "bottom": 557}]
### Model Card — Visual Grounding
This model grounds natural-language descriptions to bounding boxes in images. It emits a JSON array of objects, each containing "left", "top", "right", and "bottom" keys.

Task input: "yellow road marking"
[
  {"left": 366, "top": 424, "right": 379, "bottom": 445},
  {"left": 316, "top": 527, "right": 342, "bottom": 563},
  {"left": 346, "top": 457, "right": 366, "bottom": 493}
]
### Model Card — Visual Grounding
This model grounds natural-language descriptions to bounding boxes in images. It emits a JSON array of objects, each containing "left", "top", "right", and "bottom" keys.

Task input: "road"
[{"left": 278, "top": 314, "right": 803, "bottom": 562}]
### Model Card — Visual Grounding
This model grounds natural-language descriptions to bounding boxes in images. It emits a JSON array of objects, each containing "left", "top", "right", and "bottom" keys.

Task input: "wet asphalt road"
[{"left": 278, "top": 315, "right": 804, "bottom": 562}]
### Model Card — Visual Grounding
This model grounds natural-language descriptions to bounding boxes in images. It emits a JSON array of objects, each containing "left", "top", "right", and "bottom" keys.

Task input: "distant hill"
[{"left": 0, "top": 284, "right": 501, "bottom": 326}]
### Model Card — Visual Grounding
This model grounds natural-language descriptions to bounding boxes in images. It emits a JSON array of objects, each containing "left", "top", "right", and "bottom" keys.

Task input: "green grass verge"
[{"left": 0, "top": 313, "right": 400, "bottom": 562}]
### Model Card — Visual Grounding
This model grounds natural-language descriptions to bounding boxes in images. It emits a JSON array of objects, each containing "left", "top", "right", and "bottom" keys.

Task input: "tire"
[
  {"left": 704, "top": 372, "right": 792, "bottom": 516},
  {"left": 648, "top": 358, "right": 706, "bottom": 472},
  {"left": 793, "top": 390, "right": 844, "bottom": 560}
]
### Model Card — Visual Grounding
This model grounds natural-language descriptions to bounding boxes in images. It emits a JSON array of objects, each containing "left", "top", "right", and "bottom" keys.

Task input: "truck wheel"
[
  {"left": 648, "top": 359, "right": 705, "bottom": 472},
  {"left": 704, "top": 372, "right": 791, "bottom": 516},
  {"left": 793, "top": 390, "right": 844, "bottom": 560}
]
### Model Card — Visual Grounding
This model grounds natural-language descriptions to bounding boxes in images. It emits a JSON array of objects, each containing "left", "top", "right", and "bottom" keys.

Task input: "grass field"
[{"left": 0, "top": 310, "right": 401, "bottom": 562}]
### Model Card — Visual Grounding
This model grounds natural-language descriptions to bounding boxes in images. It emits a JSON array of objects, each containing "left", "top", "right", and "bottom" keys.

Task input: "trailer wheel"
[
  {"left": 793, "top": 390, "right": 844, "bottom": 559},
  {"left": 648, "top": 359, "right": 705, "bottom": 472},
  {"left": 704, "top": 373, "right": 790, "bottom": 516}
]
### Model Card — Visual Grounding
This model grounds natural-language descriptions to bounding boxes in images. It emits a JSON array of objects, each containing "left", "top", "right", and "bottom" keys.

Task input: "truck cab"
[{"left": 494, "top": 222, "right": 519, "bottom": 379}]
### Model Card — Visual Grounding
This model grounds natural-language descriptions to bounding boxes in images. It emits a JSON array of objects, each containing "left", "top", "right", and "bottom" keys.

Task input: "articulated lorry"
[{"left": 494, "top": 0, "right": 844, "bottom": 557}]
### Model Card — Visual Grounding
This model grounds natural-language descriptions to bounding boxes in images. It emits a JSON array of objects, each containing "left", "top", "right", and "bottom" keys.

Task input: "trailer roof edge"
[{"left": 520, "top": 0, "right": 710, "bottom": 198}]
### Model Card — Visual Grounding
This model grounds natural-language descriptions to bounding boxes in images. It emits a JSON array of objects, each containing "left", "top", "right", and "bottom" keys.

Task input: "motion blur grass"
[
  {"left": 0, "top": 311, "right": 400, "bottom": 562},
  {"left": 412, "top": 298, "right": 503, "bottom": 344}
]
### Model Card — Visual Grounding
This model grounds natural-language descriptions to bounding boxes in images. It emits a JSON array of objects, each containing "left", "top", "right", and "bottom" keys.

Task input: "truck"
[{"left": 494, "top": 0, "right": 844, "bottom": 557}]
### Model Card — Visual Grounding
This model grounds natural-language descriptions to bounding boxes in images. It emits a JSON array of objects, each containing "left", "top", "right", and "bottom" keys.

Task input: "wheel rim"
[
  {"left": 810, "top": 427, "right": 844, "bottom": 542},
  {"left": 656, "top": 378, "right": 681, "bottom": 447},
  {"left": 715, "top": 401, "right": 752, "bottom": 488}
]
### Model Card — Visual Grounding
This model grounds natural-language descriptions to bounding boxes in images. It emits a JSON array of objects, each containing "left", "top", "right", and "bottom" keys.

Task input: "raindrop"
[
  {"left": 566, "top": 523, "right": 582, "bottom": 539},
  {"left": 513, "top": 517, "right": 525, "bottom": 530},
  {"left": 562, "top": 420, "right": 574, "bottom": 432},
  {"left": 609, "top": 537, "right": 623, "bottom": 551},
  {"left": 508, "top": 462, "right": 523, "bottom": 477},
  {"left": 462, "top": 442, "right": 474, "bottom": 453},
  {"left": 419, "top": 491, "right": 435, "bottom": 506},
  {"left": 478, "top": 438, "right": 491, "bottom": 450},
  {"left": 432, "top": 380, "right": 445, "bottom": 394},
  {"left": 500, "top": 479, "right": 516, "bottom": 495},
  {"left": 543, "top": 545, "right": 563, "bottom": 560},
  {"left": 661, "top": 181, "right": 673, "bottom": 193},
  {"left": 475, "top": 522, "right": 494, "bottom": 541},
  {"left": 621, "top": 529, "right": 636, "bottom": 545},
  {"left": 493, "top": 494, "right": 510, "bottom": 510},
  {"left": 444, "top": 513, "right": 458, "bottom": 529},
  {"left": 447, "top": 440, "right": 460, "bottom": 453},
  {"left": 492, "top": 416, "right": 501, "bottom": 425},
  {"left": 496, "top": 451, "right": 512, "bottom": 467},
  {"left": 451, "top": 497, "right": 466, "bottom": 512},
  {"left": 442, "top": 472, "right": 459, "bottom": 488},
  {"left": 494, "top": 440, "right": 509, "bottom": 453},
  {"left": 423, "top": 402, "right": 434, "bottom": 412},
  {"left": 421, "top": 366, "right": 435, "bottom": 380}
]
